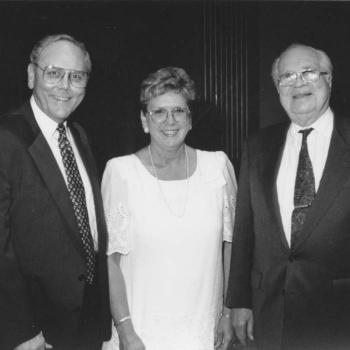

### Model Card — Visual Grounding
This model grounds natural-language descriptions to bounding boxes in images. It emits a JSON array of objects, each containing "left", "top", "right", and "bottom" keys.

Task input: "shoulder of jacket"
[{"left": 0, "top": 107, "right": 35, "bottom": 146}]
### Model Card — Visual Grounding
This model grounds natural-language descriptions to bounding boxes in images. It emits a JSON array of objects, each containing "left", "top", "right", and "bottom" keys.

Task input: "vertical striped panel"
[{"left": 202, "top": 2, "right": 255, "bottom": 164}]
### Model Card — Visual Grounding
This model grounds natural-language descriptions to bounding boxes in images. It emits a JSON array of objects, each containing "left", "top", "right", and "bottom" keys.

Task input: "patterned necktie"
[
  {"left": 57, "top": 123, "right": 95, "bottom": 284},
  {"left": 291, "top": 128, "right": 315, "bottom": 249}
]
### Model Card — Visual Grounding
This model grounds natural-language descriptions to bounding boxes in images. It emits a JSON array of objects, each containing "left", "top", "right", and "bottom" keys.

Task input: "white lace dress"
[{"left": 101, "top": 150, "right": 237, "bottom": 350}]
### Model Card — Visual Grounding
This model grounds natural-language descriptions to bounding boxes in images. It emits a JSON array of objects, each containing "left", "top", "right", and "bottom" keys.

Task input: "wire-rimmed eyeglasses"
[
  {"left": 33, "top": 63, "right": 89, "bottom": 88},
  {"left": 278, "top": 69, "right": 328, "bottom": 87},
  {"left": 146, "top": 106, "right": 190, "bottom": 123}
]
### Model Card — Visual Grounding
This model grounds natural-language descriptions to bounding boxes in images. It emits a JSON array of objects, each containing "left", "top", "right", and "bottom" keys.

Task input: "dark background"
[{"left": 0, "top": 1, "right": 349, "bottom": 174}]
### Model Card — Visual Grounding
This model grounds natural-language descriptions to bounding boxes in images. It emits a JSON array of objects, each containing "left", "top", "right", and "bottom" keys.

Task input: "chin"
[
  {"left": 291, "top": 106, "right": 316, "bottom": 117},
  {"left": 292, "top": 114, "right": 318, "bottom": 127},
  {"left": 291, "top": 103, "right": 315, "bottom": 113},
  {"left": 162, "top": 140, "right": 184, "bottom": 149},
  {"left": 52, "top": 114, "right": 70, "bottom": 123}
]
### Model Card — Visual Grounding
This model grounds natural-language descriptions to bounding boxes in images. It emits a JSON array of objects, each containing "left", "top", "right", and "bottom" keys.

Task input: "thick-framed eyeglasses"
[
  {"left": 147, "top": 106, "right": 190, "bottom": 123},
  {"left": 278, "top": 69, "right": 328, "bottom": 87},
  {"left": 33, "top": 63, "right": 89, "bottom": 88}
]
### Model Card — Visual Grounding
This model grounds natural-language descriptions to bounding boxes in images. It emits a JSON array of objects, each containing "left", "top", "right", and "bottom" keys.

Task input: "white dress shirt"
[
  {"left": 30, "top": 96, "right": 98, "bottom": 250},
  {"left": 276, "top": 108, "right": 334, "bottom": 246}
]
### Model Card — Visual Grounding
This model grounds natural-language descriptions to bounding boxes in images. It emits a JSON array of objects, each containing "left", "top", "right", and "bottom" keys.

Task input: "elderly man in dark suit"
[
  {"left": 0, "top": 34, "right": 111, "bottom": 350},
  {"left": 226, "top": 43, "right": 350, "bottom": 350}
]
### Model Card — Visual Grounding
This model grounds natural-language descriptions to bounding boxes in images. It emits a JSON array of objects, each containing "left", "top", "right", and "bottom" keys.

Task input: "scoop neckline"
[{"left": 132, "top": 149, "right": 199, "bottom": 182}]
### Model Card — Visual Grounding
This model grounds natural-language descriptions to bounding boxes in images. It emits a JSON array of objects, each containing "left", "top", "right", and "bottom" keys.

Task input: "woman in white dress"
[{"left": 102, "top": 67, "right": 237, "bottom": 350}]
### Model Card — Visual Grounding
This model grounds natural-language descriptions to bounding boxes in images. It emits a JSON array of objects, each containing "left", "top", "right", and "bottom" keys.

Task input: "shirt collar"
[
  {"left": 290, "top": 107, "right": 334, "bottom": 139},
  {"left": 30, "top": 95, "right": 67, "bottom": 139}
]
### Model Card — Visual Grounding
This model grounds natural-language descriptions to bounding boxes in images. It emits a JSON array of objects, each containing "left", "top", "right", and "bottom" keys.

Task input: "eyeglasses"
[
  {"left": 33, "top": 63, "right": 89, "bottom": 88},
  {"left": 278, "top": 69, "right": 328, "bottom": 87},
  {"left": 147, "top": 106, "right": 190, "bottom": 123}
]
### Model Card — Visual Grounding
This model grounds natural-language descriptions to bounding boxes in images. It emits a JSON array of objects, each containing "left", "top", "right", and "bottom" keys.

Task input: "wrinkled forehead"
[{"left": 278, "top": 47, "right": 321, "bottom": 75}]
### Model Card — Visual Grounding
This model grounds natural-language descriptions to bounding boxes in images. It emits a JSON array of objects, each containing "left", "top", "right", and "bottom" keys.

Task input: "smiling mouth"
[
  {"left": 53, "top": 96, "right": 71, "bottom": 102},
  {"left": 293, "top": 92, "right": 312, "bottom": 99},
  {"left": 162, "top": 130, "right": 178, "bottom": 136}
]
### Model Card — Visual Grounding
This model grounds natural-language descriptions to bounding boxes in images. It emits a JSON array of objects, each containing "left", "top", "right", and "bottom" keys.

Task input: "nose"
[
  {"left": 165, "top": 110, "right": 176, "bottom": 124},
  {"left": 293, "top": 73, "right": 307, "bottom": 87},
  {"left": 57, "top": 72, "right": 70, "bottom": 89}
]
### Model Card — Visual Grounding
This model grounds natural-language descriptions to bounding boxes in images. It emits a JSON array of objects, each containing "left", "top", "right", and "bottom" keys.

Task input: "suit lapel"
[
  {"left": 293, "top": 117, "right": 350, "bottom": 250},
  {"left": 23, "top": 105, "right": 86, "bottom": 259},
  {"left": 259, "top": 123, "right": 290, "bottom": 250},
  {"left": 69, "top": 123, "right": 96, "bottom": 191}
]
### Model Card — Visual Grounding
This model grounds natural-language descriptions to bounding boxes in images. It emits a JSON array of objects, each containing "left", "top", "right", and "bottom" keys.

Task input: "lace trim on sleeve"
[
  {"left": 102, "top": 158, "right": 132, "bottom": 256},
  {"left": 105, "top": 202, "right": 130, "bottom": 255}
]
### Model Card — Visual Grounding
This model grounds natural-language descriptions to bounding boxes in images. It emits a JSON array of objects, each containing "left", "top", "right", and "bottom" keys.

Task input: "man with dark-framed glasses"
[
  {"left": 226, "top": 43, "right": 350, "bottom": 349},
  {"left": 0, "top": 34, "right": 111, "bottom": 349}
]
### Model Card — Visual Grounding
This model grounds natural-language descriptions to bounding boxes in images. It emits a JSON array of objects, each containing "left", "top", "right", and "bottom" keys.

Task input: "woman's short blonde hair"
[{"left": 140, "top": 67, "right": 196, "bottom": 111}]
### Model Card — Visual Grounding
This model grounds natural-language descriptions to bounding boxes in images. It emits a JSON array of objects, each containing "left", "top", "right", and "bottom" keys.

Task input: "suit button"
[
  {"left": 288, "top": 255, "right": 295, "bottom": 262},
  {"left": 78, "top": 274, "right": 85, "bottom": 281},
  {"left": 74, "top": 306, "right": 81, "bottom": 312},
  {"left": 281, "top": 288, "right": 286, "bottom": 296}
]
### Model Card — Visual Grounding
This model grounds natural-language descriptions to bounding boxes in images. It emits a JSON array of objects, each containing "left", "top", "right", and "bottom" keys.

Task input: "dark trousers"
[{"left": 54, "top": 258, "right": 103, "bottom": 350}]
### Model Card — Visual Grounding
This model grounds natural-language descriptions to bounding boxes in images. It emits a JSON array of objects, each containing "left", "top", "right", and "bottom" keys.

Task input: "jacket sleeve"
[
  {"left": 225, "top": 142, "right": 254, "bottom": 308},
  {"left": 0, "top": 128, "right": 40, "bottom": 348}
]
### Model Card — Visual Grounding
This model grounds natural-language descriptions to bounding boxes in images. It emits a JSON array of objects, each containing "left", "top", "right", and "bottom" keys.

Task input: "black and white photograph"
[{"left": 1, "top": 1, "right": 350, "bottom": 349}]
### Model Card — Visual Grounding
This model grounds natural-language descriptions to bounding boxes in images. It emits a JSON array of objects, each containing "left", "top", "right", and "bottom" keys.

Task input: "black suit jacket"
[
  {"left": 0, "top": 102, "right": 111, "bottom": 349},
  {"left": 226, "top": 115, "right": 350, "bottom": 350}
]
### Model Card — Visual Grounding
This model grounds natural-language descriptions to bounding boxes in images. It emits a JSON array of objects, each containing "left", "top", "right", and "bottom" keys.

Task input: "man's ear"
[
  {"left": 327, "top": 74, "right": 333, "bottom": 89},
  {"left": 27, "top": 63, "right": 35, "bottom": 90}
]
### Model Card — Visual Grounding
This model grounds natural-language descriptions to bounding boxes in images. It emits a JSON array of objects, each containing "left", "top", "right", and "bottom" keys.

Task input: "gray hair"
[
  {"left": 271, "top": 43, "right": 333, "bottom": 86},
  {"left": 29, "top": 33, "right": 92, "bottom": 72},
  {"left": 140, "top": 67, "right": 196, "bottom": 111}
]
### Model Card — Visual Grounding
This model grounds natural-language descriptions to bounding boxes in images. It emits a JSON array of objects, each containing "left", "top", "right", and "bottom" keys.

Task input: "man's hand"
[
  {"left": 214, "top": 314, "right": 234, "bottom": 349},
  {"left": 232, "top": 308, "right": 254, "bottom": 346},
  {"left": 14, "top": 332, "right": 53, "bottom": 350}
]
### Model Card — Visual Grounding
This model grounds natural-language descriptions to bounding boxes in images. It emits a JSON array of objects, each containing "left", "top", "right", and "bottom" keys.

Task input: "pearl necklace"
[{"left": 148, "top": 145, "right": 189, "bottom": 218}]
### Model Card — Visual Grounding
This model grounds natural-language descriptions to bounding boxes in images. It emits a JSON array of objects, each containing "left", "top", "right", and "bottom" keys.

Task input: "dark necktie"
[
  {"left": 291, "top": 128, "right": 315, "bottom": 249},
  {"left": 57, "top": 123, "right": 95, "bottom": 284}
]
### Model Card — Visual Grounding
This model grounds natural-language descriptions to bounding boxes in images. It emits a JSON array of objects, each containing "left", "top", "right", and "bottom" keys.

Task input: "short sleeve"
[
  {"left": 222, "top": 153, "right": 237, "bottom": 242},
  {"left": 101, "top": 159, "right": 131, "bottom": 255}
]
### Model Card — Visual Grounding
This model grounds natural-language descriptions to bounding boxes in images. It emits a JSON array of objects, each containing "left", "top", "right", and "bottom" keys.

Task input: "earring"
[{"left": 144, "top": 127, "right": 149, "bottom": 133}]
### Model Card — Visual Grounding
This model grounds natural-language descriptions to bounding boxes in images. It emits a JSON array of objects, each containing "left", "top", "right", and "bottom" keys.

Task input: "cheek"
[
  {"left": 34, "top": 87, "right": 51, "bottom": 106},
  {"left": 64, "top": 91, "right": 86, "bottom": 110},
  {"left": 72, "top": 93, "right": 85, "bottom": 105},
  {"left": 35, "top": 84, "right": 55, "bottom": 102},
  {"left": 317, "top": 87, "right": 330, "bottom": 103},
  {"left": 279, "top": 93, "right": 290, "bottom": 109}
]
